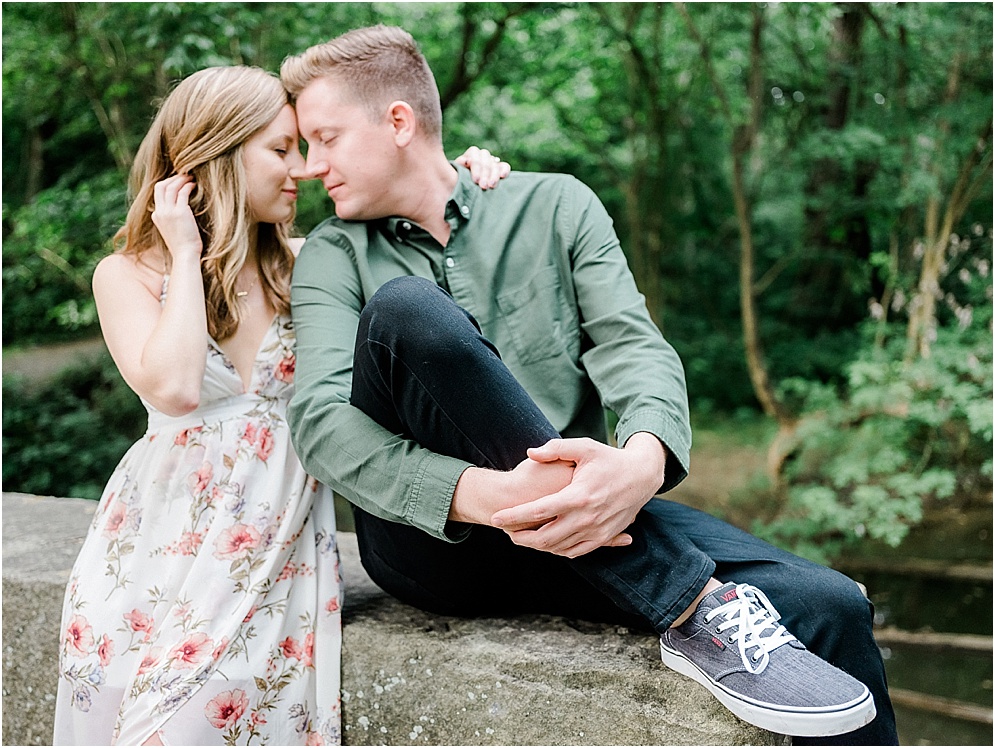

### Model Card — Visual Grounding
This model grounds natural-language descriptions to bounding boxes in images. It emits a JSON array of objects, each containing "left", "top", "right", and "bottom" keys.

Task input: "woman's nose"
[{"left": 295, "top": 153, "right": 329, "bottom": 181}]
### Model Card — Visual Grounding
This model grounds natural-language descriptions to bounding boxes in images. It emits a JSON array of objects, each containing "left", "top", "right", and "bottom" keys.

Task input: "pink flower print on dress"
[
  {"left": 278, "top": 561, "right": 296, "bottom": 581},
  {"left": 275, "top": 353, "right": 296, "bottom": 383},
  {"left": 212, "top": 637, "right": 230, "bottom": 662},
  {"left": 209, "top": 484, "right": 237, "bottom": 507},
  {"left": 305, "top": 731, "right": 324, "bottom": 745},
  {"left": 97, "top": 634, "right": 114, "bottom": 667},
  {"left": 173, "top": 602, "right": 192, "bottom": 621},
  {"left": 188, "top": 462, "right": 214, "bottom": 496},
  {"left": 205, "top": 688, "right": 249, "bottom": 729},
  {"left": 123, "top": 609, "right": 154, "bottom": 640},
  {"left": 173, "top": 530, "right": 204, "bottom": 556},
  {"left": 102, "top": 503, "right": 128, "bottom": 540},
  {"left": 214, "top": 523, "right": 262, "bottom": 560},
  {"left": 302, "top": 632, "right": 315, "bottom": 668},
  {"left": 64, "top": 614, "right": 95, "bottom": 658},
  {"left": 243, "top": 605, "right": 257, "bottom": 623},
  {"left": 98, "top": 492, "right": 116, "bottom": 515},
  {"left": 137, "top": 647, "right": 163, "bottom": 674},
  {"left": 279, "top": 636, "right": 303, "bottom": 660},
  {"left": 243, "top": 422, "right": 258, "bottom": 444},
  {"left": 325, "top": 596, "right": 340, "bottom": 614},
  {"left": 174, "top": 426, "right": 202, "bottom": 446},
  {"left": 255, "top": 426, "right": 275, "bottom": 462},
  {"left": 169, "top": 632, "right": 214, "bottom": 669},
  {"left": 251, "top": 711, "right": 268, "bottom": 726}
]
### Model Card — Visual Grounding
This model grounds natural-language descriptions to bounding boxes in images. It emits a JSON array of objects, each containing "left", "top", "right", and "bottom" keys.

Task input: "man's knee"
[
  {"left": 360, "top": 276, "right": 481, "bottom": 363},
  {"left": 362, "top": 276, "right": 438, "bottom": 331}
]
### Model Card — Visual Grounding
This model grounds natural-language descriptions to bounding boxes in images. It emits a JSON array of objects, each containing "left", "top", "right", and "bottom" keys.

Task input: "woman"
[{"left": 53, "top": 65, "right": 507, "bottom": 746}]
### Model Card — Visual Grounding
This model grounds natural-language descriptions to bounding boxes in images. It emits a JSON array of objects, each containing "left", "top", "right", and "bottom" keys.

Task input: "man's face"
[{"left": 294, "top": 76, "right": 400, "bottom": 221}]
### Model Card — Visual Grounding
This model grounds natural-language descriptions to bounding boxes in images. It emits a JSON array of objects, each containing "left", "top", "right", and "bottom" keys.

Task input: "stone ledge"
[{"left": 2, "top": 493, "right": 780, "bottom": 745}]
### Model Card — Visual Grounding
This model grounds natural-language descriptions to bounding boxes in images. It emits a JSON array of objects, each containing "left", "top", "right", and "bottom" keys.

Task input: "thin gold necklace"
[{"left": 236, "top": 274, "right": 259, "bottom": 299}]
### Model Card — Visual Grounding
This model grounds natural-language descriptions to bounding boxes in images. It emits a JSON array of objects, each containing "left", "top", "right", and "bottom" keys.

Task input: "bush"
[
  {"left": 2, "top": 354, "right": 146, "bottom": 500},
  {"left": 755, "top": 323, "right": 993, "bottom": 564},
  {"left": 2, "top": 171, "right": 127, "bottom": 346}
]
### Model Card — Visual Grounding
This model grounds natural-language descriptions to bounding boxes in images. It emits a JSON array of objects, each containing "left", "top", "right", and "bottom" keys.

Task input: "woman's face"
[{"left": 242, "top": 104, "right": 304, "bottom": 225}]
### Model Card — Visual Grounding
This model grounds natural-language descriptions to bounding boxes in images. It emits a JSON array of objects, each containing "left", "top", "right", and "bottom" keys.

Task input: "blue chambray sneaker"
[{"left": 659, "top": 582, "right": 876, "bottom": 737}]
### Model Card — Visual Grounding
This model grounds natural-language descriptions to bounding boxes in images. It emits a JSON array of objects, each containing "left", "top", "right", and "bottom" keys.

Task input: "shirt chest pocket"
[{"left": 496, "top": 266, "right": 579, "bottom": 365}]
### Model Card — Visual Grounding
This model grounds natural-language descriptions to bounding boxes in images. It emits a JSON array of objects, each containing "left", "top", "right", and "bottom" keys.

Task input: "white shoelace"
[{"left": 704, "top": 583, "right": 797, "bottom": 675}]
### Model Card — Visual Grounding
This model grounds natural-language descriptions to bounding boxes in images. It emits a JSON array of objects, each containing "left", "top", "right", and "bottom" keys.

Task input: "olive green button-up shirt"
[{"left": 288, "top": 166, "right": 691, "bottom": 542}]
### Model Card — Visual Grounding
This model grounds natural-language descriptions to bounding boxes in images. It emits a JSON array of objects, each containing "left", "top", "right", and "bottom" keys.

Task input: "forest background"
[{"left": 2, "top": 1, "right": 993, "bottom": 565}]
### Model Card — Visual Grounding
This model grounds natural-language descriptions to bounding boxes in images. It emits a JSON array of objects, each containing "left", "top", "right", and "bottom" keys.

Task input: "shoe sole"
[{"left": 660, "top": 639, "right": 877, "bottom": 737}]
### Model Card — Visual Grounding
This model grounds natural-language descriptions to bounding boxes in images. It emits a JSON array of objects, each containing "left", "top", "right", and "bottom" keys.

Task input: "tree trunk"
[
  {"left": 588, "top": 3, "right": 672, "bottom": 327},
  {"left": 797, "top": 2, "right": 871, "bottom": 328},
  {"left": 24, "top": 125, "right": 45, "bottom": 202},
  {"left": 905, "top": 121, "right": 993, "bottom": 360},
  {"left": 904, "top": 48, "right": 993, "bottom": 360},
  {"left": 60, "top": 3, "right": 133, "bottom": 173},
  {"left": 678, "top": 3, "right": 793, "bottom": 427}
]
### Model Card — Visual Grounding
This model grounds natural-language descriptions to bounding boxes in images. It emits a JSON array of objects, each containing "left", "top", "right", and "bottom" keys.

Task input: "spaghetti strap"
[{"left": 159, "top": 273, "right": 170, "bottom": 304}]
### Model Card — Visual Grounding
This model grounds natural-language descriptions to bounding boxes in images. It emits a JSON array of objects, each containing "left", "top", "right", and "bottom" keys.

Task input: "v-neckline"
[{"left": 210, "top": 314, "right": 280, "bottom": 393}]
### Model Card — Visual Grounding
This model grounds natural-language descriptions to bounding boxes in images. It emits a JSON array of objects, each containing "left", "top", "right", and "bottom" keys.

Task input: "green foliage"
[
  {"left": 757, "top": 324, "right": 994, "bottom": 564},
  {"left": 2, "top": 355, "right": 146, "bottom": 500},
  {"left": 2, "top": 2, "right": 992, "bottom": 558},
  {"left": 4, "top": 2, "right": 992, "bottom": 366},
  {"left": 3, "top": 172, "right": 126, "bottom": 345}
]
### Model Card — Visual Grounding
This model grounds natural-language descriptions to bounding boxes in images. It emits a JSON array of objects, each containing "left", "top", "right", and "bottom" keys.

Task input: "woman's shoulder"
[{"left": 93, "top": 251, "right": 166, "bottom": 300}]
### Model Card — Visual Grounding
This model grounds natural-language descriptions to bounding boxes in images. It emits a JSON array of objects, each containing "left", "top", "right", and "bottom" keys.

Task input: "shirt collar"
[
  {"left": 445, "top": 163, "right": 478, "bottom": 223},
  {"left": 382, "top": 164, "right": 477, "bottom": 241}
]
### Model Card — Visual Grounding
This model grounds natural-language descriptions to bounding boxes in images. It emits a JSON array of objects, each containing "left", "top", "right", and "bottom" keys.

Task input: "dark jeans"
[{"left": 349, "top": 276, "right": 898, "bottom": 745}]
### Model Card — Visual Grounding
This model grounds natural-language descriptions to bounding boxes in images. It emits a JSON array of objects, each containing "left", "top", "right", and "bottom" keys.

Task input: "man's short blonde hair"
[{"left": 281, "top": 25, "right": 443, "bottom": 142}]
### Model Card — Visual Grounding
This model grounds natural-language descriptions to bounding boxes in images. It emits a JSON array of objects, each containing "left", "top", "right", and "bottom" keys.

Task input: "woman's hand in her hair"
[
  {"left": 151, "top": 174, "right": 203, "bottom": 262},
  {"left": 454, "top": 146, "right": 511, "bottom": 190}
]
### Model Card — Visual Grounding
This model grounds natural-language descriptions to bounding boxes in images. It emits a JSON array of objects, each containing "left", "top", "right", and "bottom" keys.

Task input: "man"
[{"left": 281, "top": 25, "right": 897, "bottom": 744}]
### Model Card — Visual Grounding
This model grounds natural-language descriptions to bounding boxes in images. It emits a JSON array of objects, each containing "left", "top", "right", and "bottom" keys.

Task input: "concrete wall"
[{"left": 2, "top": 493, "right": 781, "bottom": 745}]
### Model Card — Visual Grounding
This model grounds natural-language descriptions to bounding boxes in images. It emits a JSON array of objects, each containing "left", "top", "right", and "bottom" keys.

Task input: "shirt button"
[
  {"left": 460, "top": 205, "right": 470, "bottom": 217},
  {"left": 401, "top": 221, "right": 412, "bottom": 231},
  {"left": 446, "top": 258, "right": 455, "bottom": 268}
]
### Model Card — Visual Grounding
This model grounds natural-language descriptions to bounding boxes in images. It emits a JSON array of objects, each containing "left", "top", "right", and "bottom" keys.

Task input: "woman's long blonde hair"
[{"left": 115, "top": 66, "right": 294, "bottom": 340}]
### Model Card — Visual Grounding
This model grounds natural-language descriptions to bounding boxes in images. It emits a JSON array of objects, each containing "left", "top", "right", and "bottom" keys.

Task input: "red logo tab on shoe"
[
  {"left": 720, "top": 588, "right": 738, "bottom": 602},
  {"left": 711, "top": 635, "right": 726, "bottom": 650}
]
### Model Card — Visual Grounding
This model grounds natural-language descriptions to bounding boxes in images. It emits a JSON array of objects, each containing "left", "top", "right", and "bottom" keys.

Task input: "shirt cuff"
[
  {"left": 615, "top": 408, "right": 691, "bottom": 493},
  {"left": 409, "top": 451, "right": 474, "bottom": 542}
]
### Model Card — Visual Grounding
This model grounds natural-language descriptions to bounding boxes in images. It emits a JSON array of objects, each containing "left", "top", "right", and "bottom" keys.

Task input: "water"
[{"left": 852, "top": 564, "right": 992, "bottom": 744}]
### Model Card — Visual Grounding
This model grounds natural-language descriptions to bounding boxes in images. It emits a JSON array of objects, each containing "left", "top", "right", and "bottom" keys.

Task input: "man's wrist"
[
  {"left": 449, "top": 466, "right": 502, "bottom": 525},
  {"left": 623, "top": 431, "right": 668, "bottom": 493}
]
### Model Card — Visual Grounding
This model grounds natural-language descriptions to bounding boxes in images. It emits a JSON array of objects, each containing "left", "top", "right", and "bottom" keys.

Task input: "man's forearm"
[{"left": 449, "top": 457, "right": 576, "bottom": 528}]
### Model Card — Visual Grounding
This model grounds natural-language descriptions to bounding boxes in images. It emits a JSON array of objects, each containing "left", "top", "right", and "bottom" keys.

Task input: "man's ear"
[{"left": 387, "top": 100, "right": 416, "bottom": 147}]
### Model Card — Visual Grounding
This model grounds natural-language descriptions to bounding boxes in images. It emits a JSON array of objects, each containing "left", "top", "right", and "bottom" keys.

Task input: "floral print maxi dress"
[{"left": 54, "top": 309, "right": 341, "bottom": 746}]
